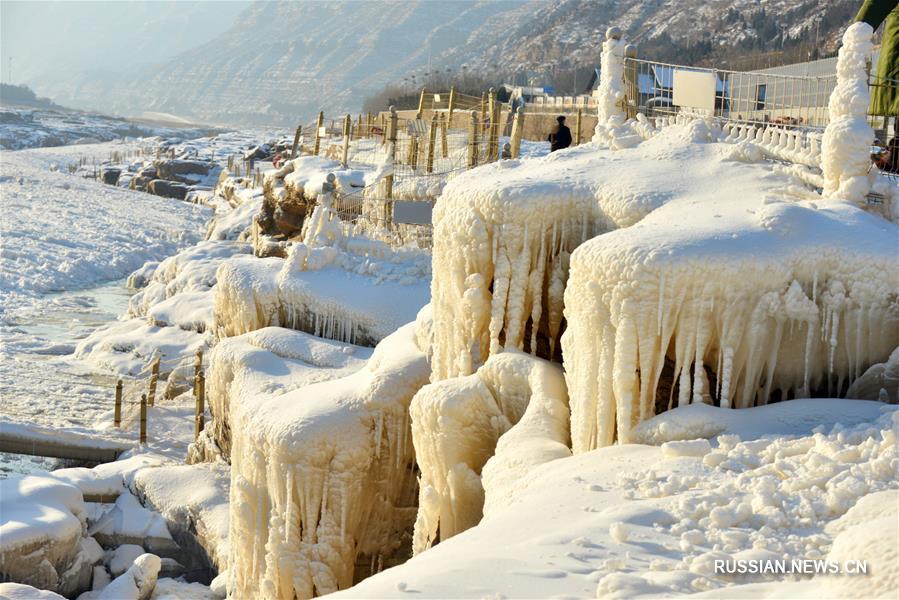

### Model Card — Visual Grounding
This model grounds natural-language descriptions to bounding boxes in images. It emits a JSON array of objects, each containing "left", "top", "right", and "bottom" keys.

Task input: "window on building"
[{"left": 755, "top": 84, "right": 767, "bottom": 110}]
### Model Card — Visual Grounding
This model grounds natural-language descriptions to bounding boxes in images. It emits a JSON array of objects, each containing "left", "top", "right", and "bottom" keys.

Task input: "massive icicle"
[
  {"left": 228, "top": 323, "right": 430, "bottom": 599},
  {"left": 821, "top": 22, "right": 875, "bottom": 206},
  {"left": 411, "top": 351, "right": 569, "bottom": 553}
]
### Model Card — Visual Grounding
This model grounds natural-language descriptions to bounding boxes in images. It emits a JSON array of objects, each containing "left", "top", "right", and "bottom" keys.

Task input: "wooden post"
[
  {"left": 488, "top": 88, "right": 500, "bottom": 162},
  {"left": 341, "top": 114, "right": 352, "bottom": 168},
  {"left": 427, "top": 113, "right": 438, "bottom": 173},
  {"left": 511, "top": 108, "right": 525, "bottom": 159},
  {"left": 417, "top": 87, "right": 427, "bottom": 119},
  {"left": 313, "top": 111, "right": 324, "bottom": 156},
  {"left": 575, "top": 108, "right": 583, "bottom": 145},
  {"left": 195, "top": 370, "right": 205, "bottom": 441},
  {"left": 193, "top": 348, "right": 203, "bottom": 397},
  {"left": 356, "top": 114, "right": 363, "bottom": 140},
  {"left": 467, "top": 110, "right": 479, "bottom": 169},
  {"left": 140, "top": 394, "right": 147, "bottom": 444},
  {"left": 480, "top": 92, "right": 487, "bottom": 134},
  {"left": 447, "top": 86, "right": 456, "bottom": 127},
  {"left": 367, "top": 112, "right": 373, "bottom": 137},
  {"left": 385, "top": 106, "right": 398, "bottom": 199},
  {"left": 440, "top": 113, "right": 449, "bottom": 158},
  {"left": 147, "top": 356, "right": 160, "bottom": 407},
  {"left": 290, "top": 125, "right": 302, "bottom": 159},
  {"left": 408, "top": 136, "right": 419, "bottom": 170},
  {"left": 114, "top": 380, "right": 123, "bottom": 428}
]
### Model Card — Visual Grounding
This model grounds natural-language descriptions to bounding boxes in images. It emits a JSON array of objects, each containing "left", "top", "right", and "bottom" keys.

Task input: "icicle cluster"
[
  {"left": 430, "top": 169, "right": 601, "bottom": 381},
  {"left": 562, "top": 206, "right": 899, "bottom": 452},
  {"left": 228, "top": 325, "right": 430, "bottom": 599},
  {"left": 821, "top": 22, "right": 875, "bottom": 205},
  {"left": 411, "top": 351, "right": 569, "bottom": 554}
]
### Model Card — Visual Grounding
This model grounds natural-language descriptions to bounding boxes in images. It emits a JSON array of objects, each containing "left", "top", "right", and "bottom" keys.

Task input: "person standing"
[{"left": 548, "top": 115, "right": 572, "bottom": 152}]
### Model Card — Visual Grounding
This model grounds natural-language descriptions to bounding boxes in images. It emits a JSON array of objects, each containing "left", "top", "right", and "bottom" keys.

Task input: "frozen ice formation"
[
  {"left": 228, "top": 323, "right": 430, "bottom": 598},
  {"left": 214, "top": 241, "right": 429, "bottom": 346},
  {"left": 563, "top": 182, "right": 898, "bottom": 450},
  {"left": 411, "top": 351, "right": 569, "bottom": 553},
  {"left": 593, "top": 30, "right": 627, "bottom": 140},
  {"left": 821, "top": 22, "right": 875, "bottom": 206},
  {"left": 204, "top": 326, "right": 371, "bottom": 458}
]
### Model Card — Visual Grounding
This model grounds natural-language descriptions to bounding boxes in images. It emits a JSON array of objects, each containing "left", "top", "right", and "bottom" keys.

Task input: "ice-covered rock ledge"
[
  {"left": 202, "top": 326, "right": 372, "bottom": 459},
  {"left": 562, "top": 175, "right": 899, "bottom": 451},
  {"left": 429, "top": 117, "right": 788, "bottom": 382},
  {"left": 0, "top": 476, "right": 102, "bottom": 596},
  {"left": 214, "top": 238, "right": 430, "bottom": 347},
  {"left": 228, "top": 322, "right": 431, "bottom": 599}
]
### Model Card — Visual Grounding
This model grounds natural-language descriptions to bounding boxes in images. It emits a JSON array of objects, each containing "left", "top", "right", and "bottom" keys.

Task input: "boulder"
[
  {"left": 100, "top": 168, "right": 120, "bottom": 186},
  {"left": 147, "top": 179, "right": 189, "bottom": 200}
]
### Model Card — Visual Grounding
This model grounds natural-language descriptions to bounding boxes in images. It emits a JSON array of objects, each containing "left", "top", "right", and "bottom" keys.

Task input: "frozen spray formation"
[
  {"left": 411, "top": 351, "right": 569, "bottom": 553},
  {"left": 562, "top": 175, "right": 898, "bottom": 451},
  {"left": 821, "top": 22, "right": 875, "bottom": 205},
  {"left": 228, "top": 324, "right": 430, "bottom": 599},
  {"left": 593, "top": 28, "right": 627, "bottom": 142}
]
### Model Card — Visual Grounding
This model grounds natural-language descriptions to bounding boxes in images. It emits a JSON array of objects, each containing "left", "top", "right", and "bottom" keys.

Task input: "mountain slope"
[{"left": 36, "top": 0, "right": 861, "bottom": 127}]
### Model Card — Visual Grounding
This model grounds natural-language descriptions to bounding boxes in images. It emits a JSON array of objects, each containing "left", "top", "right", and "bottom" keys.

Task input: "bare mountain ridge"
[{"left": 44, "top": 0, "right": 860, "bottom": 127}]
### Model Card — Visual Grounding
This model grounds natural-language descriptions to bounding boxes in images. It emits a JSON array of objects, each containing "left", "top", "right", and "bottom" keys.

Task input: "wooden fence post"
[
  {"left": 313, "top": 111, "right": 324, "bottom": 156},
  {"left": 467, "top": 110, "right": 479, "bottom": 169},
  {"left": 427, "top": 113, "right": 438, "bottom": 173},
  {"left": 140, "top": 394, "right": 147, "bottom": 444},
  {"left": 356, "top": 114, "right": 363, "bottom": 140},
  {"left": 480, "top": 92, "right": 487, "bottom": 134},
  {"left": 511, "top": 108, "right": 525, "bottom": 159},
  {"left": 385, "top": 106, "right": 398, "bottom": 199},
  {"left": 114, "top": 379, "right": 122, "bottom": 428},
  {"left": 440, "top": 113, "right": 449, "bottom": 158},
  {"left": 417, "top": 87, "right": 427, "bottom": 119},
  {"left": 488, "top": 88, "right": 500, "bottom": 162},
  {"left": 195, "top": 370, "right": 205, "bottom": 441},
  {"left": 290, "top": 125, "right": 302, "bottom": 159},
  {"left": 447, "top": 86, "right": 456, "bottom": 127},
  {"left": 575, "top": 108, "right": 583, "bottom": 145},
  {"left": 147, "top": 356, "right": 160, "bottom": 407},
  {"left": 193, "top": 348, "right": 203, "bottom": 397},
  {"left": 408, "top": 137, "right": 419, "bottom": 170},
  {"left": 342, "top": 114, "right": 352, "bottom": 168}
]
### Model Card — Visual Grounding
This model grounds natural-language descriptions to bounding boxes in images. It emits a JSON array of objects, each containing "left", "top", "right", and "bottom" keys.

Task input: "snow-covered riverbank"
[{"left": 0, "top": 143, "right": 210, "bottom": 468}]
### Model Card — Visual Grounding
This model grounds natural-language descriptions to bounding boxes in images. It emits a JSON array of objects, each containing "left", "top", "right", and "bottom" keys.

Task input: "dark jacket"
[{"left": 548, "top": 123, "right": 572, "bottom": 152}]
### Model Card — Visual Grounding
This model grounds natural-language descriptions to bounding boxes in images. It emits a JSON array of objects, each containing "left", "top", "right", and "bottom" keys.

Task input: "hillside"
[{"left": 33, "top": 0, "right": 861, "bottom": 127}]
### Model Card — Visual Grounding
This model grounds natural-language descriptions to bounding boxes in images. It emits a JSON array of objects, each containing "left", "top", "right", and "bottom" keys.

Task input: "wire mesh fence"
[{"left": 623, "top": 57, "right": 898, "bottom": 135}]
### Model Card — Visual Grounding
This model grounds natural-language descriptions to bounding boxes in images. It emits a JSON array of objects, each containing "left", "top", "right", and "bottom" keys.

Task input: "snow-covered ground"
[
  {"left": 336, "top": 399, "right": 898, "bottom": 599},
  {"left": 0, "top": 105, "right": 218, "bottom": 151}
]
